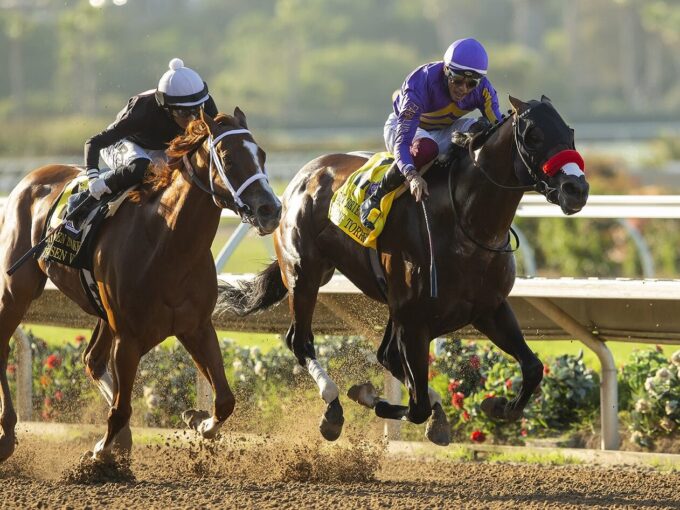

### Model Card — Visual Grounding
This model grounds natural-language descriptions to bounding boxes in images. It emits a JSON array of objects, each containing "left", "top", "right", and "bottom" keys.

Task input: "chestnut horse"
[
  {"left": 0, "top": 109, "right": 281, "bottom": 462},
  {"left": 218, "top": 96, "right": 589, "bottom": 444}
]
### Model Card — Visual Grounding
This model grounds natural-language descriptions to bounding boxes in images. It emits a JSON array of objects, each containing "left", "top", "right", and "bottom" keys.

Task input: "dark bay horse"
[
  {"left": 0, "top": 109, "right": 281, "bottom": 462},
  {"left": 218, "top": 96, "right": 589, "bottom": 443}
]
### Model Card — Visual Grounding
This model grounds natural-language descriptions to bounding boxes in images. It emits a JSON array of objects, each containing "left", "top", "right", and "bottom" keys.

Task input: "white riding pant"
[{"left": 383, "top": 113, "right": 477, "bottom": 156}]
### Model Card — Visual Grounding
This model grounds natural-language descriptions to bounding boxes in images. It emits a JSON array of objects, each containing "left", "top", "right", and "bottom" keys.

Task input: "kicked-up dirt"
[{"left": 0, "top": 425, "right": 679, "bottom": 509}]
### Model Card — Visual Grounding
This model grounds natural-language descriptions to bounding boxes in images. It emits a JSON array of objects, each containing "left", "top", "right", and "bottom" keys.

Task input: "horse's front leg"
[
  {"left": 178, "top": 322, "right": 235, "bottom": 439},
  {"left": 287, "top": 281, "right": 344, "bottom": 442},
  {"left": 92, "top": 336, "right": 140, "bottom": 461},
  {"left": 473, "top": 299, "right": 544, "bottom": 421},
  {"left": 348, "top": 318, "right": 450, "bottom": 445}
]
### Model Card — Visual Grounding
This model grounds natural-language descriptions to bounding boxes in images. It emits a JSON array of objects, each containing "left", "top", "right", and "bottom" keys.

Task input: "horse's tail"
[{"left": 217, "top": 260, "right": 288, "bottom": 316}]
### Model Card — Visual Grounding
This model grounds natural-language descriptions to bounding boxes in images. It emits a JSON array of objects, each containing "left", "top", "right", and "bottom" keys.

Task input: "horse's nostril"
[
  {"left": 561, "top": 181, "right": 581, "bottom": 196},
  {"left": 257, "top": 203, "right": 281, "bottom": 220}
]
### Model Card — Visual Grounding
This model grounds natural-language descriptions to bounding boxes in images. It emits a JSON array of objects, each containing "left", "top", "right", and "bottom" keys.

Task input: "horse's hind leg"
[
  {"left": 284, "top": 260, "right": 342, "bottom": 441},
  {"left": 0, "top": 259, "right": 46, "bottom": 461},
  {"left": 473, "top": 299, "right": 543, "bottom": 421},
  {"left": 177, "top": 322, "right": 235, "bottom": 439},
  {"left": 83, "top": 319, "right": 131, "bottom": 453},
  {"left": 92, "top": 336, "right": 140, "bottom": 460}
]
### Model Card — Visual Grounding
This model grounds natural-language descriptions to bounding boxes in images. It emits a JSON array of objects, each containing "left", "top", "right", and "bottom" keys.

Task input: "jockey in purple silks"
[
  {"left": 360, "top": 38, "right": 503, "bottom": 230},
  {"left": 67, "top": 58, "right": 218, "bottom": 215}
]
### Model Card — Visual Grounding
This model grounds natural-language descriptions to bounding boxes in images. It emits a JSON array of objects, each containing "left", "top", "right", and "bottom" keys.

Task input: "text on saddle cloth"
[
  {"left": 40, "top": 173, "right": 132, "bottom": 270},
  {"left": 328, "top": 152, "right": 404, "bottom": 249}
]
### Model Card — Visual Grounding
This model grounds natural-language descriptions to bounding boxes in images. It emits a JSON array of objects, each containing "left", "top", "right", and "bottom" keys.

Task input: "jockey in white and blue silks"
[
  {"left": 67, "top": 58, "right": 219, "bottom": 215},
  {"left": 360, "top": 38, "right": 503, "bottom": 230}
]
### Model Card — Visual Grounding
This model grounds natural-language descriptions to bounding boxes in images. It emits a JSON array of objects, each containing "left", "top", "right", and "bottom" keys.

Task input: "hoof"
[
  {"left": 112, "top": 424, "right": 133, "bottom": 453},
  {"left": 319, "top": 398, "right": 344, "bottom": 441},
  {"left": 480, "top": 396, "right": 511, "bottom": 420},
  {"left": 425, "top": 403, "right": 450, "bottom": 446},
  {"left": 0, "top": 433, "right": 16, "bottom": 462},
  {"left": 347, "top": 382, "right": 379, "bottom": 409},
  {"left": 181, "top": 409, "right": 210, "bottom": 430}
]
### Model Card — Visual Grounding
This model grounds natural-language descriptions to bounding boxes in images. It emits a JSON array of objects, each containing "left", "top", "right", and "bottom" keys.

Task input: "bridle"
[
  {"left": 451, "top": 103, "right": 570, "bottom": 253},
  {"left": 467, "top": 103, "right": 561, "bottom": 197},
  {"left": 181, "top": 127, "right": 269, "bottom": 223}
]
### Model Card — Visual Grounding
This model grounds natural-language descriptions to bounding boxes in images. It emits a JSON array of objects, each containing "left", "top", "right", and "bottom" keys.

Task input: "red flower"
[
  {"left": 74, "top": 335, "right": 86, "bottom": 345},
  {"left": 521, "top": 429, "right": 528, "bottom": 437},
  {"left": 484, "top": 392, "right": 495, "bottom": 399},
  {"left": 543, "top": 365, "right": 550, "bottom": 376},
  {"left": 44, "top": 354, "right": 61, "bottom": 370},
  {"left": 6, "top": 364, "right": 16, "bottom": 376},
  {"left": 448, "top": 379, "right": 460, "bottom": 393},
  {"left": 462, "top": 410, "right": 470, "bottom": 421},
  {"left": 469, "top": 355, "right": 481, "bottom": 370},
  {"left": 451, "top": 392, "right": 465, "bottom": 409},
  {"left": 505, "top": 378, "right": 513, "bottom": 390},
  {"left": 54, "top": 390, "right": 63, "bottom": 402},
  {"left": 470, "top": 430, "right": 486, "bottom": 443}
]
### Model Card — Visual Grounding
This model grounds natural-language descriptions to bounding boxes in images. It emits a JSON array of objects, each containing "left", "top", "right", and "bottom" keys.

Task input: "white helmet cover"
[{"left": 156, "top": 58, "right": 209, "bottom": 108}]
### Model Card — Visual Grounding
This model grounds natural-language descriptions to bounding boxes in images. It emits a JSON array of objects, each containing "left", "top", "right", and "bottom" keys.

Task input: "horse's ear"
[
  {"left": 508, "top": 95, "right": 529, "bottom": 113},
  {"left": 201, "top": 109, "right": 219, "bottom": 134},
  {"left": 233, "top": 107, "right": 248, "bottom": 129},
  {"left": 541, "top": 94, "right": 552, "bottom": 104}
]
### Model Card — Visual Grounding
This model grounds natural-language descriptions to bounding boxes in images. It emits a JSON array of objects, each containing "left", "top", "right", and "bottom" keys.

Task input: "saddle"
[{"left": 39, "top": 172, "right": 134, "bottom": 320}]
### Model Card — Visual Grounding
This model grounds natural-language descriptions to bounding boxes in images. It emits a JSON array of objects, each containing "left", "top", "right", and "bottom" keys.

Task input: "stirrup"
[{"left": 361, "top": 206, "right": 381, "bottom": 230}]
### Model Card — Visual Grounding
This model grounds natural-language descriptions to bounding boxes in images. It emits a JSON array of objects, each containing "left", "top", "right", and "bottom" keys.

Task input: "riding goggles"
[
  {"left": 171, "top": 106, "right": 202, "bottom": 119},
  {"left": 445, "top": 67, "right": 482, "bottom": 89}
]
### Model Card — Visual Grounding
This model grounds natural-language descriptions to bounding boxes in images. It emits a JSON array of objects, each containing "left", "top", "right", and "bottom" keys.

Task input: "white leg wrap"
[
  {"left": 96, "top": 371, "right": 114, "bottom": 406},
  {"left": 428, "top": 386, "right": 442, "bottom": 407},
  {"left": 93, "top": 437, "right": 109, "bottom": 459},
  {"left": 198, "top": 416, "right": 222, "bottom": 438},
  {"left": 306, "top": 358, "right": 339, "bottom": 404}
]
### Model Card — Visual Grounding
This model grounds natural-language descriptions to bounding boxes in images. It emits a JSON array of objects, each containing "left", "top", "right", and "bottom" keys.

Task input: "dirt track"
[{"left": 1, "top": 429, "right": 679, "bottom": 510}]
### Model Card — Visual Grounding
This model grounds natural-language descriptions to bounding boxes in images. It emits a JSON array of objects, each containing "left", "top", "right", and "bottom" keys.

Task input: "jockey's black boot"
[
  {"left": 359, "top": 162, "right": 405, "bottom": 230},
  {"left": 66, "top": 191, "right": 89, "bottom": 214}
]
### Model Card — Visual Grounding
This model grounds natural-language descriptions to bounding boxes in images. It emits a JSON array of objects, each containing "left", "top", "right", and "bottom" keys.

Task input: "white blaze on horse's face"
[
  {"left": 243, "top": 140, "right": 264, "bottom": 174},
  {"left": 561, "top": 162, "right": 584, "bottom": 178}
]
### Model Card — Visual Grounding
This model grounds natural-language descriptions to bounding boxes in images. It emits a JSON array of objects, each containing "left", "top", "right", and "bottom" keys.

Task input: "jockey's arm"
[
  {"left": 84, "top": 108, "right": 137, "bottom": 179},
  {"left": 479, "top": 78, "right": 502, "bottom": 123},
  {"left": 393, "top": 96, "right": 424, "bottom": 177}
]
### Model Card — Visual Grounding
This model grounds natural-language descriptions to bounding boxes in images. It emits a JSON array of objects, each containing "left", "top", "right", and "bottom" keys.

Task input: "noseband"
[{"left": 182, "top": 128, "right": 269, "bottom": 222}]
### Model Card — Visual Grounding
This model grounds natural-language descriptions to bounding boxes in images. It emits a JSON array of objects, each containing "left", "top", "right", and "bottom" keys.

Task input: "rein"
[{"left": 447, "top": 165, "right": 520, "bottom": 253}]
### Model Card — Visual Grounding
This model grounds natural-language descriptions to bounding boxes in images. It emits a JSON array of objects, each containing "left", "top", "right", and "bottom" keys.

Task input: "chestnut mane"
[{"left": 128, "top": 113, "right": 236, "bottom": 202}]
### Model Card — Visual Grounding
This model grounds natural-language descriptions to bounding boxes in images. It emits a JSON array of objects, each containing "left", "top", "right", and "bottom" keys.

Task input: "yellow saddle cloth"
[{"left": 328, "top": 152, "right": 403, "bottom": 249}]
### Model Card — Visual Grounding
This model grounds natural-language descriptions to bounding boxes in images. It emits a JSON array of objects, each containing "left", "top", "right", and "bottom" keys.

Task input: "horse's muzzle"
[
  {"left": 252, "top": 199, "right": 282, "bottom": 235},
  {"left": 558, "top": 176, "right": 589, "bottom": 215}
]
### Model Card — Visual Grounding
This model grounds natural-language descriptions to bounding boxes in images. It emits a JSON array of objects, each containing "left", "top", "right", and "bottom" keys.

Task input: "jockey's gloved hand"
[
  {"left": 404, "top": 166, "right": 429, "bottom": 202},
  {"left": 469, "top": 116, "right": 492, "bottom": 134},
  {"left": 88, "top": 177, "right": 111, "bottom": 200}
]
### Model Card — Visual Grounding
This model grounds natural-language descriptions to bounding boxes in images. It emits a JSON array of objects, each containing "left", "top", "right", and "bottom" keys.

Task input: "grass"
[{"left": 22, "top": 324, "right": 282, "bottom": 353}]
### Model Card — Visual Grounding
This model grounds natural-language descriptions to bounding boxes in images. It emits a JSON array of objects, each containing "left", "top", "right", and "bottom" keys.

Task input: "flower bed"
[{"left": 6, "top": 331, "right": 680, "bottom": 450}]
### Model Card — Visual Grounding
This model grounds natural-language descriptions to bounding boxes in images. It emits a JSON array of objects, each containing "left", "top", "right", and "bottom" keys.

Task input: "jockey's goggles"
[
  {"left": 170, "top": 105, "right": 202, "bottom": 119},
  {"left": 445, "top": 67, "right": 482, "bottom": 89}
]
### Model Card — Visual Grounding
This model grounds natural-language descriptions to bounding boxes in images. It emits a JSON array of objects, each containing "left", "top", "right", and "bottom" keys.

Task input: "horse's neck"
[
  {"left": 156, "top": 165, "right": 221, "bottom": 258},
  {"left": 455, "top": 125, "right": 524, "bottom": 244}
]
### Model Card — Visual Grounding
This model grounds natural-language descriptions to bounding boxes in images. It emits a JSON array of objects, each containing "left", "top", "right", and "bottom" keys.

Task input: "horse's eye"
[{"left": 526, "top": 127, "right": 544, "bottom": 148}]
